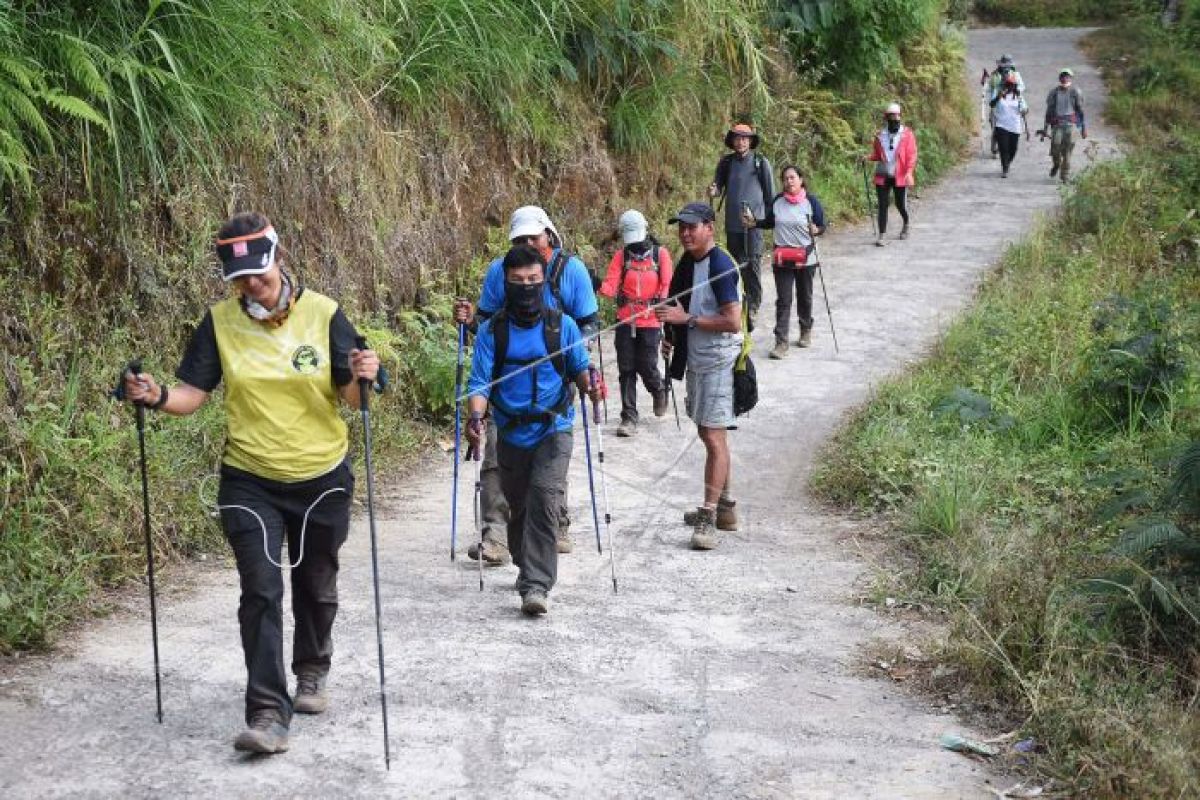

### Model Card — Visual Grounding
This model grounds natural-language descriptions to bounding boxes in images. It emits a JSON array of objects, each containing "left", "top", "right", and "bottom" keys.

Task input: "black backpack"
[
  {"left": 489, "top": 308, "right": 570, "bottom": 430},
  {"left": 715, "top": 153, "right": 772, "bottom": 209}
]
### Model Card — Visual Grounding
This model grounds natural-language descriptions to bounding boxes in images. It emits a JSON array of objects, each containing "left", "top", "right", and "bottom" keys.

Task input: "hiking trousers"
[
  {"left": 876, "top": 178, "right": 909, "bottom": 234},
  {"left": 218, "top": 459, "right": 354, "bottom": 725},
  {"left": 614, "top": 324, "right": 664, "bottom": 424},
  {"left": 498, "top": 432, "right": 573, "bottom": 595},
  {"left": 772, "top": 265, "right": 814, "bottom": 343},
  {"left": 482, "top": 416, "right": 570, "bottom": 542},
  {"left": 727, "top": 229, "right": 763, "bottom": 319},
  {"left": 1051, "top": 124, "right": 1075, "bottom": 177},
  {"left": 996, "top": 128, "right": 1020, "bottom": 172}
]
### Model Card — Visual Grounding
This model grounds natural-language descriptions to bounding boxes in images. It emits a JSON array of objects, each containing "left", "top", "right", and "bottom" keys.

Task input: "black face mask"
[
  {"left": 887, "top": 119, "right": 901, "bottom": 134},
  {"left": 505, "top": 281, "right": 544, "bottom": 323}
]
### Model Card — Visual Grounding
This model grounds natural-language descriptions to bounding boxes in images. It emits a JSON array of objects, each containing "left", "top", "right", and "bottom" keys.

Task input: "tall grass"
[{"left": 812, "top": 11, "right": 1200, "bottom": 796}]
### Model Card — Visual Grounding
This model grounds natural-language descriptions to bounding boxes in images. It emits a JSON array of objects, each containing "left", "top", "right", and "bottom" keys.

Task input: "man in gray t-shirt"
[
  {"left": 708, "top": 123, "right": 773, "bottom": 326},
  {"left": 1043, "top": 68, "right": 1086, "bottom": 183}
]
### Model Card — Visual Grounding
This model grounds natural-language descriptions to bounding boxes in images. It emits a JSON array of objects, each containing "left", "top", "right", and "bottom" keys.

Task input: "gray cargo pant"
[
  {"left": 497, "top": 432, "right": 573, "bottom": 594},
  {"left": 1051, "top": 124, "right": 1076, "bottom": 178},
  {"left": 481, "top": 414, "right": 570, "bottom": 542}
]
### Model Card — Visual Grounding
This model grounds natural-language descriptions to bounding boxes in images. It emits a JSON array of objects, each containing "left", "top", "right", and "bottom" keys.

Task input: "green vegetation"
[
  {"left": 972, "top": 0, "right": 1157, "bottom": 25},
  {"left": 1, "top": 0, "right": 969, "bottom": 651},
  {"left": 813, "top": 11, "right": 1200, "bottom": 797}
]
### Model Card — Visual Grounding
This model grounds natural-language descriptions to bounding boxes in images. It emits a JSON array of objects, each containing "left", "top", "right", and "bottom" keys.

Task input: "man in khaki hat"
[{"left": 708, "top": 122, "right": 773, "bottom": 325}]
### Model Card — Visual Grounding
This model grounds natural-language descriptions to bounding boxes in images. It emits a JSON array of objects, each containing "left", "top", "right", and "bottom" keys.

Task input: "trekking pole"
[
  {"left": 861, "top": 161, "right": 878, "bottom": 238},
  {"left": 595, "top": 337, "right": 610, "bottom": 423},
  {"left": 811, "top": 239, "right": 839, "bottom": 354},
  {"left": 112, "top": 360, "right": 164, "bottom": 723},
  {"left": 472, "top": 450, "right": 483, "bottom": 592},
  {"left": 450, "top": 322, "right": 466, "bottom": 561},
  {"left": 578, "top": 390, "right": 604, "bottom": 557},
  {"left": 354, "top": 336, "right": 391, "bottom": 771},
  {"left": 663, "top": 349, "right": 681, "bottom": 430},
  {"left": 588, "top": 367, "right": 618, "bottom": 593}
]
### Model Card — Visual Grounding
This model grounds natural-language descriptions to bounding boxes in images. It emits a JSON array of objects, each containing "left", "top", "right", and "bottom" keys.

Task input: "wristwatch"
[{"left": 686, "top": 314, "right": 698, "bottom": 330}]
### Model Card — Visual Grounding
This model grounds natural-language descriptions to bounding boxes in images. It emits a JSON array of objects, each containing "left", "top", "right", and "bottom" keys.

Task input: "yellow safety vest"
[{"left": 211, "top": 290, "right": 348, "bottom": 481}]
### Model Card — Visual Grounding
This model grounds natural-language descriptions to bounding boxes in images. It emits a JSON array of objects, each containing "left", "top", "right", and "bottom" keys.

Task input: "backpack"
[
  {"left": 489, "top": 308, "right": 570, "bottom": 430},
  {"left": 616, "top": 238, "right": 662, "bottom": 307},
  {"left": 732, "top": 302, "right": 758, "bottom": 417},
  {"left": 546, "top": 249, "right": 567, "bottom": 309},
  {"left": 715, "top": 153, "right": 772, "bottom": 210}
]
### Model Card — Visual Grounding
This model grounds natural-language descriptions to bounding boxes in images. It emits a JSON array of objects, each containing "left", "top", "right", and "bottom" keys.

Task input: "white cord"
[{"left": 210, "top": 486, "right": 348, "bottom": 569}]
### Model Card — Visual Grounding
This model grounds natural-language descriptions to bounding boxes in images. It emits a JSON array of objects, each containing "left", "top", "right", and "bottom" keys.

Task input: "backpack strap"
[
  {"left": 488, "top": 308, "right": 571, "bottom": 431},
  {"left": 547, "top": 249, "right": 567, "bottom": 310},
  {"left": 616, "top": 239, "right": 661, "bottom": 307},
  {"left": 754, "top": 155, "right": 771, "bottom": 206}
]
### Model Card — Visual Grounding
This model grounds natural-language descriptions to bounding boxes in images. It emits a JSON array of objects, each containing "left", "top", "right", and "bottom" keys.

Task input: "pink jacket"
[{"left": 869, "top": 126, "right": 918, "bottom": 187}]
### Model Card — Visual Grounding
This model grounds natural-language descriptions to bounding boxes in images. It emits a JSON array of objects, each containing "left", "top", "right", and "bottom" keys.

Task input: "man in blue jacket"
[
  {"left": 454, "top": 206, "right": 600, "bottom": 563},
  {"left": 465, "top": 244, "right": 601, "bottom": 615}
]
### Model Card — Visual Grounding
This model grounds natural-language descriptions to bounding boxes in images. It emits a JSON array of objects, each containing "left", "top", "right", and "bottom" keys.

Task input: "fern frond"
[
  {"left": 1111, "top": 517, "right": 1187, "bottom": 557},
  {"left": 1170, "top": 441, "right": 1200, "bottom": 513},
  {"left": 0, "top": 56, "right": 42, "bottom": 94},
  {"left": 51, "top": 32, "right": 111, "bottom": 99},
  {"left": 39, "top": 90, "right": 110, "bottom": 130},
  {"left": 0, "top": 82, "right": 53, "bottom": 148}
]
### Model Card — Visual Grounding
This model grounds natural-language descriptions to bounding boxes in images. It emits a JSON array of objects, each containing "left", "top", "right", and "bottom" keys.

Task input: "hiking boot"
[
  {"left": 874, "top": 235, "right": 886, "bottom": 248},
  {"left": 899, "top": 224, "right": 910, "bottom": 240},
  {"left": 690, "top": 508, "right": 718, "bottom": 551},
  {"left": 1001, "top": 168, "right": 1009, "bottom": 178},
  {"left": 233, "top": 710, "right": 289, "bottom": 754},
  {"left": 521, "top": 590, "right": 549, "bottom": 616},
  {"left": 616, "top": 419, "right": 637, "bottom": 437},
  {"left": 769, "top": 340, "right": 788, "bottom": 360},
  {"left": 652, "top": 389, "right": 669, "bottom": 417},
  {"left": 467, "top": 534, "right": 512, "bottom": 565},
  {"left": 1060, "top": 169, "right": 1069, "bottom": 183},
  {"left": 556, "top": 528, "right": 574, "bottom": 554},
  {"left": 683, "top": 499, "right": 738, "bottom": 531},
  {"left": 1049, "top": 163, "right": 1059, "bottom": 178},
  {"left": 798, "top": 329, "right": 812, "bottom": 348},
  {"left": 293, "top": 672, "right": 328, "bottom": 715}
]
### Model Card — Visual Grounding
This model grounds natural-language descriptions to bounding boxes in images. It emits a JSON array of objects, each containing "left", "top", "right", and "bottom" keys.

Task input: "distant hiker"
[
  {"left": 120, "top": 212, "right": 380, "bottom": 755},
  {"left": 453, "top": 206, "right": 600, "bottom": 562},
  {"left": 655, "top": 203, "right": 743, "bottom": 550},
  {"left": 742, "top": 165, "right": 827, "bottom": 358},
  {"left": 464, "top": 244, "right": 602, "bottom": 616},
  {"left": 597, "top": 209, "right": 673, "bottom": 437},
  {"left": 708, "top": 122, "right": 773, "bottom": 323},
  {"left": 865, "top": 102, "right": 918, "bottom": 247},
  {"left": 990, "top": 72, "right": 1029, "bottom": 178},
  {"left": 987, "top": 54, "right": 1026, "bottom": 156},
  {"left": 1043, "top": 68, "right": 1086, "bottom": 183}
]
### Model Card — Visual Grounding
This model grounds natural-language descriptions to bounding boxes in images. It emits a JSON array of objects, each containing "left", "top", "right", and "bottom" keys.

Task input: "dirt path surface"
[{"left": 1, "top": 28, "right": 1117, "bottom": 800}]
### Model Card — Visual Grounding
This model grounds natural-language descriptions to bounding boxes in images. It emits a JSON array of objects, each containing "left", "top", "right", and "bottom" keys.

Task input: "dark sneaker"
[
  {"left": 556, "top": 528, "right": 574, "bottom": 554},
  {"left": 616, "top": 419, "right": 637, "bottom": 437},
  {"left": 1001, "top": 168, "right": 1009, "bottom": 178},
  {"left": 690, "top": 508, "right": 718, "bottom": 551},
  {"left": 769, "top": 341, "right": 788, "bottom": 360},
  {"left": 521, "top": 590, "right": 549, "bottom": 616},
  {"left": 467, "top": 534, "right": 511, "bottom": 565},
  {"left": 682, "top": 500, "right": 738, "bottom": 531},
  {"left": 1049, "top": 164, "right": 1059, "bottom": 178},
  {"left": 798, "top": 329, "right": 812, "bottom": 348},
  {"left": 293, "top": 672, "right": 328, "bottom": 715},
  {"left": 899, "top": 224, "right": 910, "bottom": 240},
  {"left": 652, "top": 389, "right": 669, "bottom": 417},
  {"left": 234, "top": 710, "right": 289, "bottom": 754}
]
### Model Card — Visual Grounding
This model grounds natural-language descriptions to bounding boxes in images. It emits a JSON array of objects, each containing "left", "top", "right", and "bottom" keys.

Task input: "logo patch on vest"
[{"left": 291, "top": 345, "right": 320, "bottom": 374}]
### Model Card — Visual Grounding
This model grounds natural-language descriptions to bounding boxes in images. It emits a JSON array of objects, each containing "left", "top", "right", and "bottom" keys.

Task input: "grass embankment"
[
  {"left": 813, "top": 12, "right": 1200, "bottom": 798},
  {"left": 972, "top": 0, "right": 1158, "bottom": 25},
  {"left": 1, "top": 1, "right": 970, "bottom": 652}
]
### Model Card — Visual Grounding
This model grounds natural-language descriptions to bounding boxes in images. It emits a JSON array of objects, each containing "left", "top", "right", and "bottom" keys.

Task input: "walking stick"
[
  {"left": 112, "top": 360, "right": 164, "bottom": 723},
  {"left": 588, "top": 367, "right": 618, "bottom": 593},
  {"left": 450, "top": 322, "right": 466, "bottom": 561},
  {"left": 861, "top": 161, "right": 878, "bottom": 238},
  {"left": 579, "top": 393, "right": 604, "bottom": 557},
  {"left": 663, "top": 349, "right": 681, "bottom": 430},
  {"left": 811, "top": 239, "right": 839, "bottom": 354},
  {"left": 595, "top": 336, "right": 610, "bottom": 423},
  {"left": 354, "top": 337, "right": 391, "bottom": 771}
]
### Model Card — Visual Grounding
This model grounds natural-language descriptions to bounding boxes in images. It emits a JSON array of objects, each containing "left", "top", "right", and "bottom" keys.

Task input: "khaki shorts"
[{"left": 685, "top": 367, "right": 735, "bottom": 429}]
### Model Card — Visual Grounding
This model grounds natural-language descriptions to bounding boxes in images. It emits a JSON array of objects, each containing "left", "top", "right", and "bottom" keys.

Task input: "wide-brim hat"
[
  {"left": 216, "top": 225, "right": 278, "bottom": 281},
  {"left": 723, "top": 123, "right": 760, "bottom": 149}
]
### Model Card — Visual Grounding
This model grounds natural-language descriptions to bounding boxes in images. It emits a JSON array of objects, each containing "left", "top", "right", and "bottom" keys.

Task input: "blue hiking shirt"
[
  {"left": 477, "top": 249, "right": 598, "bottom": 322},
  {"left": 468, "top": 314, "right": 590, "bottom": 449}
]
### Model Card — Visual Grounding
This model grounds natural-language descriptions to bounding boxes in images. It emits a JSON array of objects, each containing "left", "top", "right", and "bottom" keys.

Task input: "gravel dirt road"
[{"left": 0, "top": 27, "right": 1118, "bottom": 800}]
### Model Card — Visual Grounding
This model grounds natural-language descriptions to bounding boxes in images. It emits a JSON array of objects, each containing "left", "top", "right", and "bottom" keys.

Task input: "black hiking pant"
[
  {"left": 614, "top": 324, "right": 664, "bottom": 424},
  {"left": 772, "top": 265, "right": 814, "bottom": 343},
  {"left": 996, "top": 128, "right": 1020, "bottom": 172},
  {"left": 727, "top": 228, "right": 763, "bottom": 322},
  {"left": 498, "top": 432, "right": 573, "bottom": 596},
  {"left": 876, "top": 178, "right": 909, "bottom": 234},
  {"left": 218, "top": 459, "right": 354, "bottom": 725}
]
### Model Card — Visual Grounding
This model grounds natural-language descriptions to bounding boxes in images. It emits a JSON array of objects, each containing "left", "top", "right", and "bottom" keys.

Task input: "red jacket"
[
  {"left": 599, "top": 244, "right": 674, "bottom": 328},
  {"left": 869, "top": 126, "right": 918, "bottom": 187}
]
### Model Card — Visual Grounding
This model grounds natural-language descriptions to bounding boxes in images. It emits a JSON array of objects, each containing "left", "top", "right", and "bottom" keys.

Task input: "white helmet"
[
  {"left": 884, "top": 102, "right": 902, "bottom": 117},
  {"left": 617, "top": 209, "right": 648, "bottom": 245},
  {"left": 508, "top": 205, "right": 561, "bottom": 245}
]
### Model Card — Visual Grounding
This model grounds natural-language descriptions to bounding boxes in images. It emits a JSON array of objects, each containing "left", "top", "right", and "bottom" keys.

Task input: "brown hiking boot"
[
  {"left": 556, "top": 528, "right": 574, "bottom": 554},
  {"left": 682, "top": 499, "right": 738, "bottom": 531},
  {"left": 652, "top": 389, "right": 669, "bottom": 417},
  {"left": 233, "top": 710, "right": 289, "bottom": 754},
  {"left": 293, "top": 672, "right": 328, "bottom": 715},
  {"left": 467, "top": 533, "right": 511, "bottom": 565},
  {"left": 769, "top": 340, "right": 788, "bottom": 360},
  {"left": 521, "top": 590, "right": 549, "bottom": 616},
  {"left": 798, "top": 329, "right": 812, "bottom": 348},
  {"left": 690, "top": 508, "right": 718, "bottom": 550}
]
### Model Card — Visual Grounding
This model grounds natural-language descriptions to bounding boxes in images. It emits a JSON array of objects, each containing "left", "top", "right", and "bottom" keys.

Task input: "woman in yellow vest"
[{"left": 121, "top": 212, "right": 380, "bottom": 755}]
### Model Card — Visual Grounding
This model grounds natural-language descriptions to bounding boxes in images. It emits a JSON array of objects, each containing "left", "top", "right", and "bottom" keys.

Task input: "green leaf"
[{"left": 38, "top": 91, "right": 110, "bottom": 130}]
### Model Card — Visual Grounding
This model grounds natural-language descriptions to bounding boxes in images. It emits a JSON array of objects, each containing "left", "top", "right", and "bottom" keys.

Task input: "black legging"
[
  {"left": 995, "top": 128, "right": 1020, "bottom": 172},
  {"left": 876, "top": 178, "right": 909, "bottom": 234}
]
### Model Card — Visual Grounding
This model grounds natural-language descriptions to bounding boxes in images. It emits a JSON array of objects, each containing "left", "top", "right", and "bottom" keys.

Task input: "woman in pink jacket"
[
  {"left": 598, "top": 209, "right": 674, "bottom": 437},
  {"left": 866, "top": 102, "right": 918, "bottom": 247}
]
